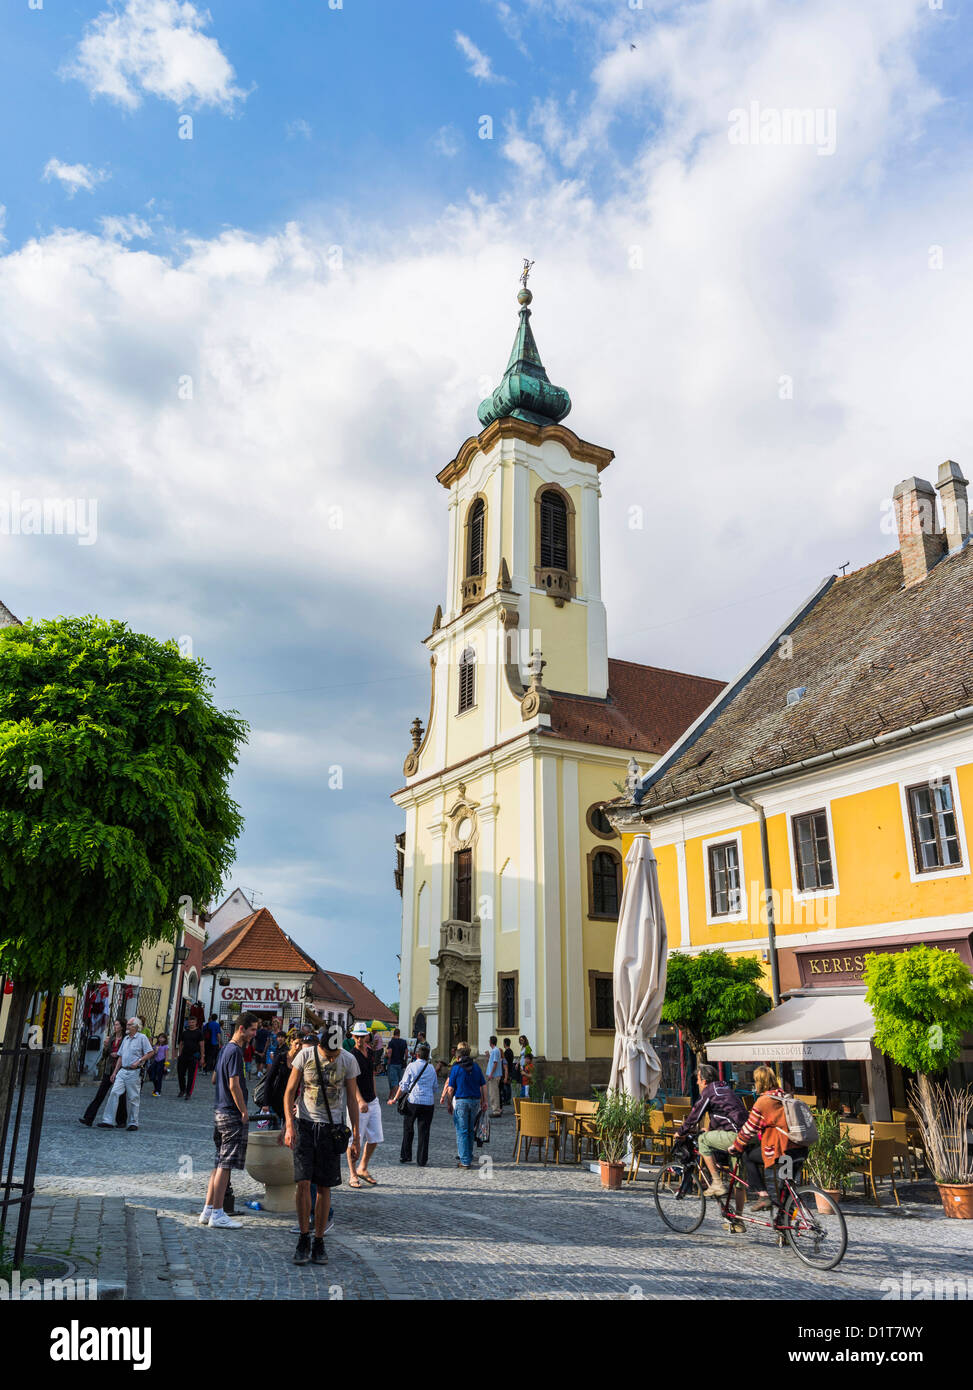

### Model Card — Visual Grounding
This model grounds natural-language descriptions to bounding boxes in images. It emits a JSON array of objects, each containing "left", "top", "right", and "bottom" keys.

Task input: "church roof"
[
  {"left": 545, "top": 658, "right": 726, "bottom": 757},
  {"left": 477, "top": 287, "right": 571, "bottom": 429},
  {"left": 202, "top": 908, "right": 318, "bottom": 975}
]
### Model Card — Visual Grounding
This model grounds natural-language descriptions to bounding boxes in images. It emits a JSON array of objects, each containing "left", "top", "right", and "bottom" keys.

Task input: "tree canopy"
[
  {"left": 660, "top": 949, "right": 771, "bottom": 1058},
  {"left": 864, "top": 946, "right": 973, "bottom": 1077},
  {"left": 0, "top": 616, "right": 248, "bottom": 988}
]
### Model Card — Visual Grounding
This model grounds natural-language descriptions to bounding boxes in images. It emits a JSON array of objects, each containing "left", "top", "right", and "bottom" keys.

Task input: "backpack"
[{"left": 779, "top": 1094, "right": 818, "bottom": 1145}]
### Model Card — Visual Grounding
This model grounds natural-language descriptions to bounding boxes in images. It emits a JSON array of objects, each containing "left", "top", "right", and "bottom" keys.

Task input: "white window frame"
[
  {"left": 702, "top": 831, "right": 748, "bottom": 926},
  {"left": 899, "top": 770, "right": 970, "bottom": 885},
  {"left": 786, "top": 801, "right": 840, "bottom": 902}
]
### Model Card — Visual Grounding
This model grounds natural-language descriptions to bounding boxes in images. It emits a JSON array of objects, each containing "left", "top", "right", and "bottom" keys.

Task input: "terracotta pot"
[
  {"left": 245, "top": 1129, "right": 296, "bottom": 1212},
  {"left": 600, "top": 1160, "right": 625, "bottom": 1190},
  {"left": 937, "top": 1183, "right": 973, "bottom": 1219},
  {"left": 815, "top": 1189, "right": 841, "bottom": 1212}
]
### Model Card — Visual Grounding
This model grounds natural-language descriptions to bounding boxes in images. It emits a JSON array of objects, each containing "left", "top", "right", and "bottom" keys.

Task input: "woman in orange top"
[{"left": 729, "top": 1066, "right": 804, "bottom": 1212}]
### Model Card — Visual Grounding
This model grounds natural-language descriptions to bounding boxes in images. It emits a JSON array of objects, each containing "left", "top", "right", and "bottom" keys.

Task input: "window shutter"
[
  {"left": 540, "top": 491, "right": 568, "bottom": 570},
  {"left": 454, "top": 849, "right": 472, "bottom": 921},
  {"left": 467, "top": 500, "right": 484, "bottom": 578},
  {"left": 458, "top": 648, "right": 476, "bottom": 712}
]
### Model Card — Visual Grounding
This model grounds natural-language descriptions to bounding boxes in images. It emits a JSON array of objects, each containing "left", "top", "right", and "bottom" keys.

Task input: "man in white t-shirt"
[
  {"left": 485, "top": 1036, "right": 503, "bottom": 1117},
  {"left": 98, "top": 1017, "right": 154, "bottom": 1131}
]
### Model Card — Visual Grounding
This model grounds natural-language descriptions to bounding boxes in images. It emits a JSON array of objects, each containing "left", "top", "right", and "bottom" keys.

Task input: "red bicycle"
[{"left": 653, "top": 1136, "right": 847, "bottom": 1271}]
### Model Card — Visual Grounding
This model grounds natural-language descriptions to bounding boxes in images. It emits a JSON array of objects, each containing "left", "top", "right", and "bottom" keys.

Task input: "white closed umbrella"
[{"left": 609, "top": 833, "right": 668, "bottom": 1100}]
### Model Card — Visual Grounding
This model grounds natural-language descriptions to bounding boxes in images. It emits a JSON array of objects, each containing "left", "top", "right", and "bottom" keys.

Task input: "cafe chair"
[
  {"left": 515, "top": 1102, "right": 552, "bottom": 1164},
  {"left": 852, "top": 1137, "right": 901, "bottom": 1207}
]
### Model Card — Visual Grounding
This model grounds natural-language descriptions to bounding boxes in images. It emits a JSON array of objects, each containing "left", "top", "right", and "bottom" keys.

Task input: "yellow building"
[
  {"left": 391, "top": 281, "right": 721, "bottom": 1086},
  {"left": 613, "top": 466, "right": 973, "bottom": 1118}
]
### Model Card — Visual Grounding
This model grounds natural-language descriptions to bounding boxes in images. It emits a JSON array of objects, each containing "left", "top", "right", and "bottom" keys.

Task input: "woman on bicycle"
[{"left": 729, "top": 1065, "right": 806, "bottom": 1212}]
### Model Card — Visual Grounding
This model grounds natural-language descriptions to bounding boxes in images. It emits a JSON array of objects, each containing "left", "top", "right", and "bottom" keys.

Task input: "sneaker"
[
  {"left": 705, "top": 1178, "right": 729, "bottom": 1197},
  {"left": 311, "top": 1237, "right": 328, "bottom": 1266},
  {"left": 749, "top": 1196, "right": 772, "bottom": 1212},
  {"left": 198, "top": 1207, "right": 213, "bottom": 1225},
  {"left": 78, "top": 1118, "right": 92, "bottom": 1127},
  {"left": 97, "top": 1123, "right": 112, "bottom": 1128},
  {"left": 208, "top": 1211, "right": 242, "bottom": 1229},
  {"left": 293, "top": 1233, "right": 311, "bottom": 1265},
  {"left": 127, "top": 1125, "right": 139, "bottom": 1131}
]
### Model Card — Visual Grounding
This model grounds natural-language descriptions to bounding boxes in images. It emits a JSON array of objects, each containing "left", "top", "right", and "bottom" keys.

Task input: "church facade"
[{"left": 391, "top": 280, "right": 723, "bottom": 1087}]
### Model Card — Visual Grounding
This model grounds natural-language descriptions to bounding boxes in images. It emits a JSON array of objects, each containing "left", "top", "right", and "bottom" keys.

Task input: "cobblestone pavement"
[{"left": 28, "top": 1081, "right": 973, "bottom": 1300}]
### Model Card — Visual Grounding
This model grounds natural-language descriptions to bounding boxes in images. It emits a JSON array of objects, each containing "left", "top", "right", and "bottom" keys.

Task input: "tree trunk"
[{"left": 0, "top": 980, "right": 35, "bottom": 1130}]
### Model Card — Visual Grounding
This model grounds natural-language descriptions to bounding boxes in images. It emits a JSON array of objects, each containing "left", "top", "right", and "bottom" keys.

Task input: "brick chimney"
[
  {"left": 936, "top": 460, "right": 970, "bottom": 554},
  {"left": 892, "top": 476, "right": 946, "bottom": 587}
]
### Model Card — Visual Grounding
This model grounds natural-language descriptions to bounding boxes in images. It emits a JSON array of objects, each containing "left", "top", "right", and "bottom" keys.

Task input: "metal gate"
[{"left": 65, "top": 981, "right": 162, "bottom": 1085}]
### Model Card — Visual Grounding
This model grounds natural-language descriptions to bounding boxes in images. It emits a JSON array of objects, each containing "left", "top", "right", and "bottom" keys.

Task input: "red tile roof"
[
  {"left": 202, "top": 908, "right": 318, "bottom": 974},
  {"left": 545, "top": 658, "right": 725, "bottom": 756},
  {"left": 324, "top": 971, "right": 397, "bottom": 1026}
]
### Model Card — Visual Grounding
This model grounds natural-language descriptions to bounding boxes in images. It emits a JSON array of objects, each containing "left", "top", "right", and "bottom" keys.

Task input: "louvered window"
[
  {"left": 592, "top": 850, "right": 620, "bottom": 917},
  {"left": 467, "top": 499, "right": 485, "bottom": 577},
  {"left": 539, "top": 490, "right": 568, "bottom": 570},
  {"left": 458, "top": 647, "right": 476, "bottom": 713},
  {"left": 454, "top": 849, "right": 473, "bottom": 921}
]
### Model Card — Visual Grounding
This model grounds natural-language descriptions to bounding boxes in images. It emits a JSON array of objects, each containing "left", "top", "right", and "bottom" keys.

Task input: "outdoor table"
[{"left": 551, "top": 1109, "right": 578, "bottom": 1164}]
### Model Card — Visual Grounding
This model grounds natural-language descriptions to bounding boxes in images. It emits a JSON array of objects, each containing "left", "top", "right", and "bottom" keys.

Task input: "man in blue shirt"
[{"left": 199, "top": 1012, "right": 258, "bottom": 1230}]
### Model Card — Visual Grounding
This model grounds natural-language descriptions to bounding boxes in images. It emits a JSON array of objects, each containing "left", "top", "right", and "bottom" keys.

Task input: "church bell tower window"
[
  {"left": 458, "top": 647, "right": 476, "bottom": 713},
  {"left": 461, "top": 497, "right": 487, "bottom": 611},
  {"left": 535, "top": 485, "right": 576, "bottom": 604}
]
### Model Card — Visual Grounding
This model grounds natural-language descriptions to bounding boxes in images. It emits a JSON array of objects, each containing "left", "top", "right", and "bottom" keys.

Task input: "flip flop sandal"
[
  {"left": 349, "top": 1178, "right": 362, "bottom": 1188},
  {"left": 358, "top": 1174, "right": 378, "bottom": 1186}
]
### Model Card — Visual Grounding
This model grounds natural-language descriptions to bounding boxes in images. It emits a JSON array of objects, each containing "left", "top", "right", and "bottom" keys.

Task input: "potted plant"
[
  {"left": 596, "top": 1090, "right": 632, "bottom": 1189},
  {"left": 907, "top": 1079, "right": 973, "bottom": 1218},
  {"left": 806, "top": 1107, "right": 854, "bottom": 1208},
  {"left": 864, "top": 946, "right": 973, "bottom": 1218}
]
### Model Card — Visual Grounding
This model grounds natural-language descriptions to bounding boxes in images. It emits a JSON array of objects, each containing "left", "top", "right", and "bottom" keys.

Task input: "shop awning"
[{"left": 706, "top": 994, "right": 875, "bottom": 1062}]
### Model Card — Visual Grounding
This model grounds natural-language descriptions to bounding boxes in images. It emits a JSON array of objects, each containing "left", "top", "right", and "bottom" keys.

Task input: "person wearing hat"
[{"left": 347, "top": 1021, "right": 383, "bottom": 1187}]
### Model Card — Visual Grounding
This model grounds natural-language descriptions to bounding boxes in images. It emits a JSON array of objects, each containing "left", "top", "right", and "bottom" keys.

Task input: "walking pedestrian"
[
  {"left": 177, "top": 1014, "right": 207, "bottom": 1097},
  {"left": 148, "top": 1033, "right": 169, "bottom": 1096},
  {"left": 385, "top": 1027, "right": 408, "bottom": 1098},
  {"left": 202, "top": 1014, "right": 222, "bottom": 1071},
  {"left": 97, "top": 1017, "right": 153, "bottom": 1131},
  {"left": 79, "top": 1019, "right": 127, "bottom": 1128},
  {"left": 441, "top": 1041, "right": 487, "bottom": 1168},
  {"left": 485, "top": 1035, "right": 503, "bottom": 1116},
  {"left": 253, "top": 1018, "right": 272, "bottom": 1076},
  {"left": 388, "top": 1041, "right": 436, "bottom": 1165},
  {"left": 501, "top": 1037, "right": 515, "bottom": 1108},
  {"left": 199, "top": 1012, "right": 259, "bottom": 1229},
  {"left": 517, "top": 1036, "right": 534, "bottom": 1098},
  {"left": 347, "top": 1021, "right": 383, "bottom": 1187},
  {"left": 284, "top": 1026, "right": 361, "bottom": 1265}
]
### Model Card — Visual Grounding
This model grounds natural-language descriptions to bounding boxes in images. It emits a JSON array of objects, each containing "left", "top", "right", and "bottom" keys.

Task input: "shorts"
[
  {"left": 357, "top": 1100, "right": 384, "bottom": 1145},
  {"left": 294, "top": 1119, "right": 343, "bottom": 1188},
  {"left": 698, "top": 1128, "right": 738, "bottom": 1158},
  {"left": 214, "top": 1111, "right": 249, "bottom": 1170}
]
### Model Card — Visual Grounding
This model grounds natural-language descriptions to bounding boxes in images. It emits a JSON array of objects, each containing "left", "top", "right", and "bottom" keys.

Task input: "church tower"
[{"left": 392, "top": 273, "right": 723, "bottom": 1085}]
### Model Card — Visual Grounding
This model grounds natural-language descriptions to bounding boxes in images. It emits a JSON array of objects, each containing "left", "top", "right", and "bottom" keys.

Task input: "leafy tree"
[
  {"left": 0, "top": 616, "right": 248, "bottom": 992},
  {"left": 660, "top": 949, "right": 770, "bottom": 1059},
  {"left": 863, "top": 946, "right": 973, "bottom": 1082}
]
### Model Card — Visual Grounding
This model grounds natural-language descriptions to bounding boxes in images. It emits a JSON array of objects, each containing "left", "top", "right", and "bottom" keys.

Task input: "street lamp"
[{"left": 157, "top": 944, "right": 191, "bottom": 975}]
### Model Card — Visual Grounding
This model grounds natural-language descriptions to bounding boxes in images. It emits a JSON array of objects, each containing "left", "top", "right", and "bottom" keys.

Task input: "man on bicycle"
[
  {"left": 673, "top": 1063, "right": 747, "bottom": 1197},
  {"left": 729, "top": 1065, "right": 807, "bottom": 1212}
]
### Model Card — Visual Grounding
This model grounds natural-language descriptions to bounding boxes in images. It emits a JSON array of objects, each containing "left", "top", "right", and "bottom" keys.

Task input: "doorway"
[{"left": 448, "top": 984, "right": 468, "bottom": 1053}]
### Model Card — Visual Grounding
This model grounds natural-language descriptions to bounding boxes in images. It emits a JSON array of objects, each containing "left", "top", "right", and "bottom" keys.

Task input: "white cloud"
[
  {"left": 286, "top": 118, "right": 312, "bottom": 141},
  {"left": 42, "top": 158, "right": 109, "bottom": 197},
  {"left": 455, "top": 31, "right": 508, "bottom": 84},
  {"left": 433, "top": 125, "right": 462, "bottom": 158},
  {"left": 98, "top": 213, "right": 153, "bottom": 241},
  {"left": 64, "top": 0, "right": 247, "bottom": 111}
]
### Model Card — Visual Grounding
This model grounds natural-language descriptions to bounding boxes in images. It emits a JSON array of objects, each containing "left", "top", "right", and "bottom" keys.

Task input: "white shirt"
[
  {"left": 118, "top": 1032, "right": 153, "bottom": 1068},
  {"left": 486, "top": 1045, "right": 502, "bottom": 1079}
]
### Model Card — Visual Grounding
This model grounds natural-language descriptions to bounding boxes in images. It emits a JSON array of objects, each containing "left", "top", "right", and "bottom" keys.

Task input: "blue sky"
[{"left": 2, "top": 0, "right": 973, "bottom": 1005}]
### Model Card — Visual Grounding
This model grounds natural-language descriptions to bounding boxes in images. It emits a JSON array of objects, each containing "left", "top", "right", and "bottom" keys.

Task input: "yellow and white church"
[{"left": 391, "top": 276, "right": 723, "bottom": 1087}]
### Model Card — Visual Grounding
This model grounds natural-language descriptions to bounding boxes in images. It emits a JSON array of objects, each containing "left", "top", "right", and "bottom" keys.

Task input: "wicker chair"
[{"left": 515, "top": 1101, "right": 552, "bottom": 1164}]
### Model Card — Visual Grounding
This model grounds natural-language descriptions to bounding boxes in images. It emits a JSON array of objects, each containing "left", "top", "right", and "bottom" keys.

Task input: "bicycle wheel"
[
  {"left": 653, "top": 1161, "right": 707, "bottom": 1233},
  {"left": 782, "top": 1186, "right": 847, "bottom": 1270}
]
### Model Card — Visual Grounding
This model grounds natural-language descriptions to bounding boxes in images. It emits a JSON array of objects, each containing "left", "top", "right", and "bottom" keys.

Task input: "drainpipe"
[
  {"left": 163, "top": 926, "right": 184, "bottom": 1038},
  {"left": 730, "top": 788, "right": 780, "bottom": 1007}
]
